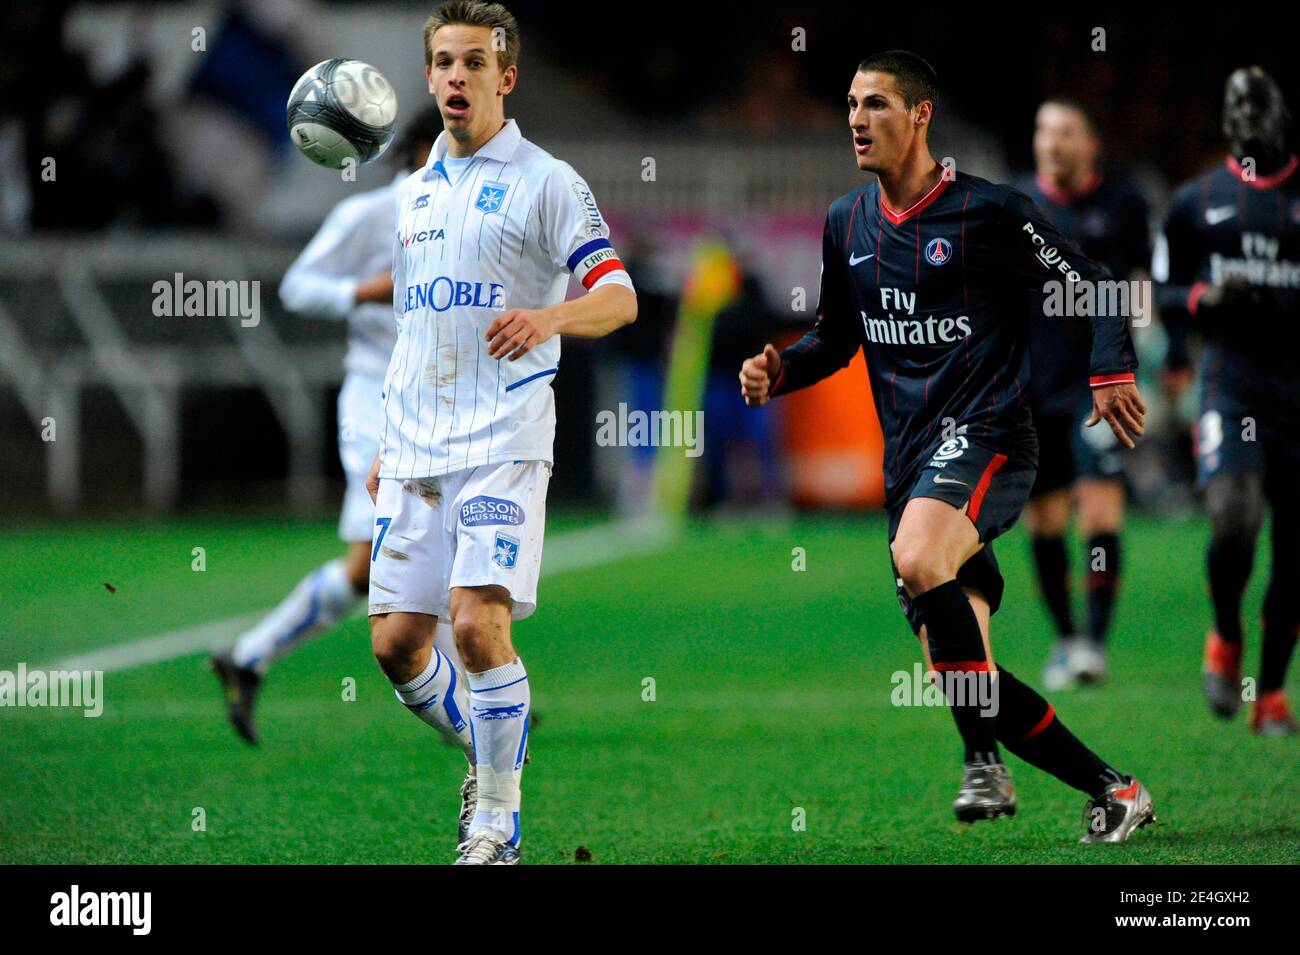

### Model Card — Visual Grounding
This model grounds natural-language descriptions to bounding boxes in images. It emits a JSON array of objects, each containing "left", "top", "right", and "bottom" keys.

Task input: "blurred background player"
[
  {"left": 1153, "top": 66, "right": 1300, "bottom": 736},
  {"left": 741, "top": 51, "right": 1155, "bottom": 842},
  {"left": 366, "top": 1, "right": 636, "bottom": 865},
  {"left": 1015, "top": 100, "right": 1152, "bottom": 690},
  {"left": 210, "top": 106, "right": 474, "bottom": 751}
]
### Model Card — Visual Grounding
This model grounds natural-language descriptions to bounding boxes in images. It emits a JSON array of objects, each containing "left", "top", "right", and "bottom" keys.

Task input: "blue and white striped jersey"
[{"left": 379, "top": 119, "right": 633, "bottom": 479}]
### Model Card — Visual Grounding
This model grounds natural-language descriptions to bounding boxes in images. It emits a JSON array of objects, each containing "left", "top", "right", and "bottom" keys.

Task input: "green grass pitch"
[{"left": 1, "top": 511, "right": 1295, "bottom": 864}]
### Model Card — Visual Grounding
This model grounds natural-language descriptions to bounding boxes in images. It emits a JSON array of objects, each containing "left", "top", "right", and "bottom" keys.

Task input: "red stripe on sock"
[
  {"left": 932, "top": 660, "right": 991, "bottom": 672},
  {"left": 1019, "top": 703, "right": 1056, "bottom": 743}
]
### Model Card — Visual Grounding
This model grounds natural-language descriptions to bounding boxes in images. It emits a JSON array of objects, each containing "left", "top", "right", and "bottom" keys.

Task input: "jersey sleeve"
[
  {"left": 770, "top": 208, "right": 861, "bottom": 396},
  {"left": 540, "top": 162, "right": 634, "bottom": 293},
  {"left": 997, "top": 189, "right": 1138, "bottom": 388},
  {"left": 1118, "top": 187, "right": 1153, "bottom": 280},
  {"left": 278, "top": 200, "right": 365, "bottom": 319},
  {"left": 1151, "top": 188, "right": 1207, "bottom": 325}
]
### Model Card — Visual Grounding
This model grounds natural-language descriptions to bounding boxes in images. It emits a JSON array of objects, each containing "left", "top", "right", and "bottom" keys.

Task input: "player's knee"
[
  {"left": 891, "top": 540, "right": 952, "bottom": 595},
  {"left": 451, "top": 609, "right": 498, "bottom": 658},
  {"left": 1206, "top": 476, "right": 1263, "bottom": 540},
  {"left": 451, "top": 589, "right": 514, "bottom": 669},
  {"left": 343, "top": 546, "right": 371, "bottom": 593},
  {"left": 1075, "top": 482, "right": 1123, "bottom": 533},
  {"left": 369, "top": 616, "right": 426, "bottom": 678}
]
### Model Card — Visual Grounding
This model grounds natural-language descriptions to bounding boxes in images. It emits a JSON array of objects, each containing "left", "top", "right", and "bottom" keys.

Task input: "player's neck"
[
  {"left": 446, "top": 117, "right": 507, "bottom": 158},
  {"left": 1234, "top": 144, "right": 1288, "bottom": 176},
  {"left": 1040, "top": 167, "right": 1100, "bottom": 202},
  {"left": 877, "top": 151, "right": 943, "bottom": 214}
]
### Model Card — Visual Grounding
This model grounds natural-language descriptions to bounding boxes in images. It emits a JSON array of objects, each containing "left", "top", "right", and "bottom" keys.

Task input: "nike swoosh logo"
[
  {"left": 933, "top": 474, "right": 968, "bottom": 486},
  {"left": 1205, "top": 206, "right": 1236, "bottom": 225},
  {"left": 849, "top": 252, "right": 875, "bottom": 266}
]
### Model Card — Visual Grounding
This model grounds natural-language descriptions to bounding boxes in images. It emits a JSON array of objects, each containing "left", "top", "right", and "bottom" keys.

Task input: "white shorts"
[
  {"left": 368, "top": 460, "right": 551, "bottom": 621},
  {"left": 337, "top": 373, "right": 384, "bottom": 542}
]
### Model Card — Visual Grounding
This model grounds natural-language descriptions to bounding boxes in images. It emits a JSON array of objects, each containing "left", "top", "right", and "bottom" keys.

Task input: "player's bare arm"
[
  {"left": 485, "top": 284, "right": 636, "bottom": 360},
  {"left": 353, "top": 270, "right": 394, "bottom": 305},
  {"left": 365, "top": 451, "right": 381, "bottom": 503},
  {"left": 1087, "top": 381, "right": 1147, "bottom": 449}
]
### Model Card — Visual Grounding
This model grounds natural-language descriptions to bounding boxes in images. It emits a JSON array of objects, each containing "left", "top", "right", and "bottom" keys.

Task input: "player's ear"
[
  {"left": 426, "top": 65, "right": 435, "bottom": 96},
  {"left": 914, "top": 100, "right": 933, "bottom": 130},
  {"left": 499, "top": 64, "right": 517, "bottom": 97}
]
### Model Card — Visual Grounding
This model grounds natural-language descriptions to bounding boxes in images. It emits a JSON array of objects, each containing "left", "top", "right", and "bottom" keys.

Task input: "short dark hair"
[
  {"left": 424, "top": 0, "right": 520, "bottom": 73},
  {"left": 856, "top": 50, "right": 939, "bottom": 113}
]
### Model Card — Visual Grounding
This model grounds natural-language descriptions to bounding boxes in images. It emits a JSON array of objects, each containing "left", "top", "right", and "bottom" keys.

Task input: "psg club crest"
[
  {"left": 493, "top": 532, "right": 520, "bottom": 570},
  {"left": 476, "top": 182, "right": 509, "bottom": 214},
  {"left": 925, "top": 237, "right": 952, "bottom": 266}
]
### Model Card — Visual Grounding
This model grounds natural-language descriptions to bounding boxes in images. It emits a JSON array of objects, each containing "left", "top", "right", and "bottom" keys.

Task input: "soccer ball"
[{"left": 286, "top": 59, "right": 398, "bottom": 169}]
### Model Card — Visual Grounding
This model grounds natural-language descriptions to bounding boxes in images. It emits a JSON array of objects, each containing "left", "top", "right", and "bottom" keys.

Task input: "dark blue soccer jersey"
[
  {"left": 772, "top": 170, "right": 1138, "bottom": 510},
  {"left": 1016, "top": 173, "right": 1151, "bottom": 418},
  {"left": 1154, "top": 155, "right": 1300, "bottom": 407}
]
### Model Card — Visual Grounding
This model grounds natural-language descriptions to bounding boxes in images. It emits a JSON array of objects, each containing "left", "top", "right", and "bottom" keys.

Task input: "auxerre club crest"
[
  {"left": 925, "top": 236, "right": 952, "bottom": 266},
  {"left": 476, "top": 182, "right": 509, "bottom": 214},
  {"left": 493, "top": 532, "right": 520, "bottom": 570}
]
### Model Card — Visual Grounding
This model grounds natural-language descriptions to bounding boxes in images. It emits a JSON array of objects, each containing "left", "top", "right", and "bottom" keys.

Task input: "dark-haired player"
[
  {"left": 741, "top": 51, "right": 1155, "bottom": 841},
  {"left": 1016, "top": 100, "right": 1152, "bottom": 690},
  {"left": 1153, "top": 66, "right": 1299, "bottom": 736}
]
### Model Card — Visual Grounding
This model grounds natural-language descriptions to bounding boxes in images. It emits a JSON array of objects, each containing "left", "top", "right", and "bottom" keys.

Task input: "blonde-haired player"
[{"left": 367, "top": 0, "right": 636, "bottom": 864}]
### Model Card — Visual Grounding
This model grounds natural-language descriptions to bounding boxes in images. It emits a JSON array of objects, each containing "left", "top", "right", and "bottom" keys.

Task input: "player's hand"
[
  {"left": 1200, "top": 278, "right": 1265, "bottom": 314},
  {"left": 485, "top": 308, "right": 558, "bottom": 361},
  {"left": 1087, "top": 382, "right": 1147, "bottom": 449},
  {"left": 365, "top": 452, "right": 381, "bottom": 504},
  {"left": 740, "top": 344, "right": 782, "bottom": 407}
]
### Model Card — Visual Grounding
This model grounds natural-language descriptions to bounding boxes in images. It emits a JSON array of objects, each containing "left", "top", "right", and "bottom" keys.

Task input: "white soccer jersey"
[
  {"left": 379, "top": 119, "right": 633, "bottom": 479},
  {"left": 279, "top": 174, "right": 404, "bottom": 380}
]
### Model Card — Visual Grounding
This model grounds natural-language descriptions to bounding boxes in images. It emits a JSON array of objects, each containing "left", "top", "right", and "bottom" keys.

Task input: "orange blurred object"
[{"left": 780, "top": 348, "right": 885, "bottom": 509}]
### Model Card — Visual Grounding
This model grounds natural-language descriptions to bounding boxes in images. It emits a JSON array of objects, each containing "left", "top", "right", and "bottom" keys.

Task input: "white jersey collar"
[{"left": 423, "top": 119, "right": 522, "bottom": 181}]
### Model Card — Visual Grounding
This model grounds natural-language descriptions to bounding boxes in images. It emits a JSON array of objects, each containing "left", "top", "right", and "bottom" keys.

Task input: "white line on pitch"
[{"left": 42, "top": 517, "right": 676, "bottom": 675}]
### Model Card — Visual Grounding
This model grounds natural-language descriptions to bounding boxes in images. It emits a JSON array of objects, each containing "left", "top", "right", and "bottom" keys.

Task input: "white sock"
[
  {"left": 467, "top": 659, "right": 529, "bottom": 845},
  {"left": 433, "top": 618, "right": 466, "bottom": 676},
  {"left": 392, "top": 647, "right": 473, "bottom": 757},
  {"left": 231, "top": 559, "right": 360, "bottom": 673}
]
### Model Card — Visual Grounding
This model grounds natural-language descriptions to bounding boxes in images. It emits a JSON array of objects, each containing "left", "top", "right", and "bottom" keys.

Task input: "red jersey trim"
[
  {"left": 1226, "top": 154, "right": 1298, "bottom": 190},
  {"left": 1089, "top": 374, "right": 1136, "bottom": 388},
  {"left": 1034, "top": 170, "right": 1102, "bottom": 206},
  {"left": 881, "top": 171, "right": 953, "bottom": 225}
]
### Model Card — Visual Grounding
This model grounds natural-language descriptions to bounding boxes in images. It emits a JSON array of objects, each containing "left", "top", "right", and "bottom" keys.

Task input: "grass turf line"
[{"left": 0, "top": 513, "right": 1295, "bottom": 863}]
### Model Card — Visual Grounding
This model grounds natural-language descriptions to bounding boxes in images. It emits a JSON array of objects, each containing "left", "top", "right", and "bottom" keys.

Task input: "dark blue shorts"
[
  {"left": 1195, "top": 387, "right": 1300, "bottom": 495},
  {"left": 887, "top": 434, "right": 1038, "bottom": 636},
  {"left": 1031, "top": 404, "right": 1125, "bottom": 497}
]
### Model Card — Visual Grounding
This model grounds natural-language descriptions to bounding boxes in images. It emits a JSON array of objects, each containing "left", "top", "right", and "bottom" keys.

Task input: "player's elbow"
[
  {"left": 278, "top": 274, "right": 309, "bottom": 316},
  {"left": 608, "top": 285, "right": 637, "bottom": 329}
]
